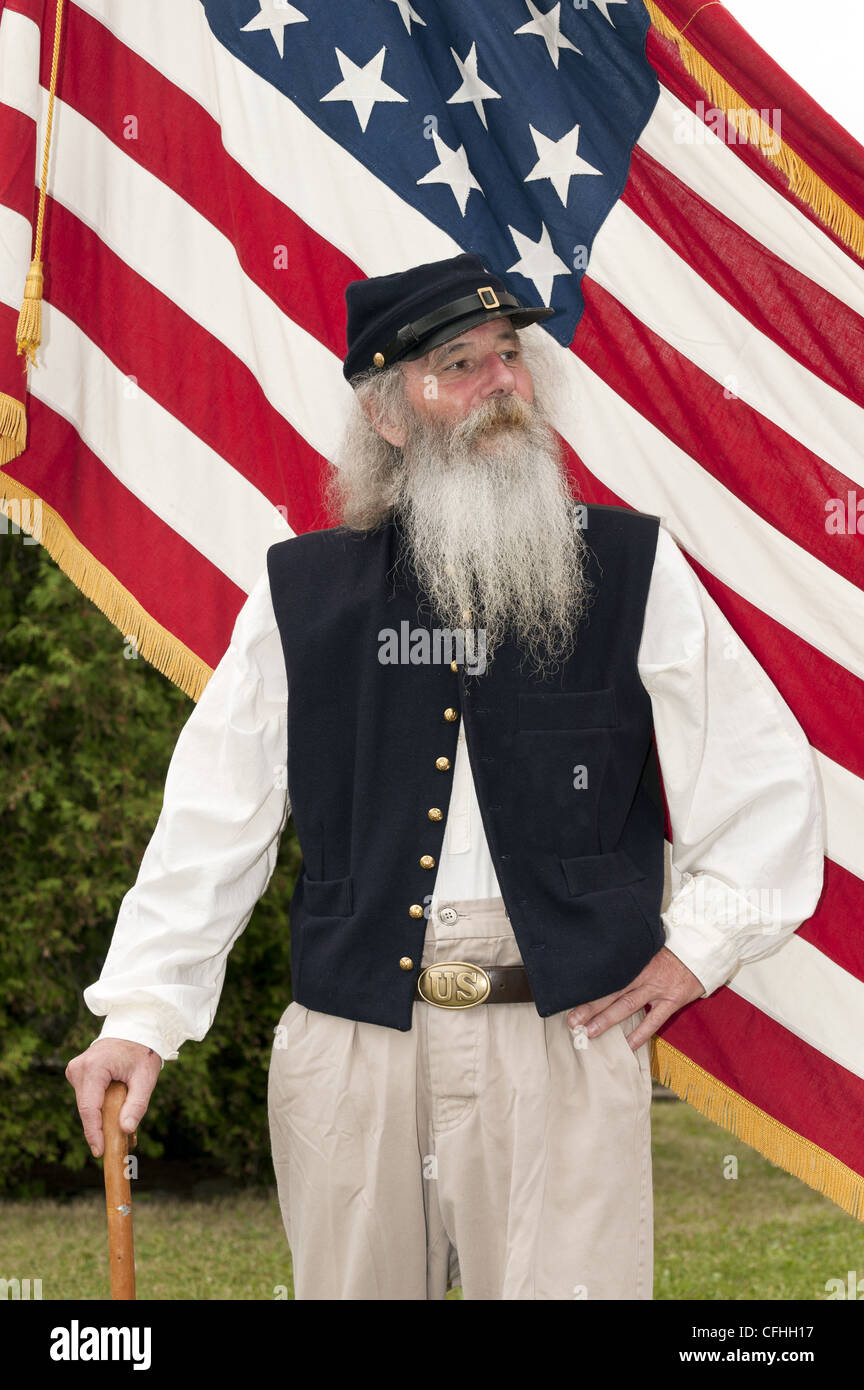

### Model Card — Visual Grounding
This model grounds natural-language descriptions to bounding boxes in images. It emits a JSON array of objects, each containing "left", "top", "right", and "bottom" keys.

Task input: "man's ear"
[{"left": 359, "top": 388, "right": 409, "bottom": 448}]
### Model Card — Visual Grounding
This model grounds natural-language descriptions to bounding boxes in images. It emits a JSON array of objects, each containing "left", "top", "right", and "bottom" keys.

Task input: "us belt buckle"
[{"left": 417, "top": 961, "right": 491, "bottom": 1008}]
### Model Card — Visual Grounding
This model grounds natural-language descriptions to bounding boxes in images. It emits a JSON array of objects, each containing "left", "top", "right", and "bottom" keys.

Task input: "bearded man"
[{"left": 67, "top": 254, "right": 824, "bottom": 1302}]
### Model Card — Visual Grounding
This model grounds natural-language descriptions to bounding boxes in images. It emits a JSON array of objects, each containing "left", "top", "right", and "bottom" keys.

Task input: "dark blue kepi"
[{"left": 342, "top": 253, "right": 555, "bottom": 382}]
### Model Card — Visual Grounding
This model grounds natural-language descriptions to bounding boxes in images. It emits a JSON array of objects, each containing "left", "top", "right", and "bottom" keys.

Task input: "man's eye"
[{"left": 444, "top": 359, "right": 469, "bottom": 371}]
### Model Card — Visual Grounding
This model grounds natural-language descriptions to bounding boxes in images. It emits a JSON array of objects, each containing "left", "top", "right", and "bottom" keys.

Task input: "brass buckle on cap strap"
[{"left": 417, "top": 961, "right": 491, "bottom": 1009}]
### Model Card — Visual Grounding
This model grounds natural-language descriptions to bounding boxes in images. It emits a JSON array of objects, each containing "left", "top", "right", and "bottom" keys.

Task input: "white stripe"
[
  {"left": 730, "top": 935, "right": 864, "bottom": 1081},
  {"left": 537, "top": 327, "right": 864, "bottom": 682},
  {"left": 0, "top": 8, "right": 40, "bottom": 122},
  {"left": 640, "top": 86, "right": 864, "bottom": 320},
  {"left": 817, "top": 750, "right": 864, "bottom": 881},
  {"left": 0, "top": 197, "right": 35, "bottom": 287},
  {"left": 588, "top": 197, "right": 864, "bottom": 488}
]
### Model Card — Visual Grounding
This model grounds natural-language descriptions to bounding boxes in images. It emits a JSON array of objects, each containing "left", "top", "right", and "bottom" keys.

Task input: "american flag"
[{"left": 1, "top": 0, "right": 863, "bottom": 1217}]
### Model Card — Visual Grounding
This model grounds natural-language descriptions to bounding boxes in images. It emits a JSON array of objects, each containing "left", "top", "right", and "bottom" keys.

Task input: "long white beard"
[{"left": 391, "top": 393, "right": 593, "bottom": 677}]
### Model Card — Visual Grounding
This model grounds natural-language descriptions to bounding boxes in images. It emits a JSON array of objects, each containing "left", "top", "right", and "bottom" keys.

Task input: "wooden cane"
[{"left": 102, "top": 1080, "right": 136, "bottom": 1300}]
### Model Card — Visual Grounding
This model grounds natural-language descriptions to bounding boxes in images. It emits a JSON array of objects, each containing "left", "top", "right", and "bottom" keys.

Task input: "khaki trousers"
[{"left": 268, "top": 895, "right": 654, "bottom": 1300}]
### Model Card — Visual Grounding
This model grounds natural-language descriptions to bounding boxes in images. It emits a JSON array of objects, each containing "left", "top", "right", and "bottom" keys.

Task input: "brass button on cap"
[
  {"left": 444, "top": 707, "right": 458, "bottom": 722},
  {"left": 409, "top": 904, "right": 424, "bottom": 918},
  {"left": 373, "top": 351, "right": 385, "bottom": 367},
  {"left": 435, "top": 756, "right": 451, "bottom": 771},
  {"left": 420, "top": 855, "right": 435, "bottom": 869},
  {"left": 399, "top": 956, "right": 414, "bottom": 971}
]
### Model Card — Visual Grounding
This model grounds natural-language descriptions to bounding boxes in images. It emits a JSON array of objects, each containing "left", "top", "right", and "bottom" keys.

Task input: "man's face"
[
  {"left": 340, "top": 309, "right": 590, "bottom": 673},
  {"left": 389, "top": 318, "right": 535, "bottom": 442}
]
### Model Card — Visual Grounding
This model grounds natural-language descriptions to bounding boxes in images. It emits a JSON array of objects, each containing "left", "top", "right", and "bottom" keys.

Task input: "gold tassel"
[
  {"left": 16, "top": 259, "right": 45, "bottom": 368},
  {"left": 645, "top": 0, "right": 864, "bottom": 262},
  {"left": 652, "top": 1037, "right": 864, "bottom": 1221}
]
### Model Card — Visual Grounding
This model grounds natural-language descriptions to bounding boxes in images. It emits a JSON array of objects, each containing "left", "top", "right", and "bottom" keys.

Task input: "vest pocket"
[
  {"left": 302, "top": 873, "right": 354, "bottom": 917},
  {"left": 517, "top": 686, "right": 618, "bottom": 731},
  {"left": 559, "top": 849, "right": 645, "bottom": 896}
]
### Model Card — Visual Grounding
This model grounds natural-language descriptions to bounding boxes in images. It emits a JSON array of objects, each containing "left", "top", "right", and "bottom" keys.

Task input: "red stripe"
[
  {"left": 624, "top": 143, "right": 864, "bottom": 409},
  {"left": 649, "top": 1, "right": 864, "bottom": 226},
  {"left": 39, "top": 196, "right": 331, "bottom": 538},
  {"left": 658, "top": 986, "right": 864, "bottom": 1179},
  {"left": 0, "top": 359, "right": 244, "bottom": 671},
  {"left": 0, "top": 103, "right": 37, "bottom": 220},
  {"left": 572, "top": 277, "right": 864, "bottom": 593},
  {"left": 1, "top": 0, "right": 45, "bottom": 26},
  {"left": 796, "top": 859, "right": 864, "bottom": 984},
  {"left": 51, "top": 3, "right": 362, "bottom": 364}
]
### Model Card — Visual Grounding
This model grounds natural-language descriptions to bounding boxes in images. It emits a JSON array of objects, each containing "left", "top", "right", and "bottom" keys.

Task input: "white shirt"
[{"left": 84, "top": 524, "right": 825, "bottom": 1062}]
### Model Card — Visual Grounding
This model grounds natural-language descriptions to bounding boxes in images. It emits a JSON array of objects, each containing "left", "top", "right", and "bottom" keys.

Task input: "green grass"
[{"left": 1, "top": 1101, "right": 861, "bottom": 1300}]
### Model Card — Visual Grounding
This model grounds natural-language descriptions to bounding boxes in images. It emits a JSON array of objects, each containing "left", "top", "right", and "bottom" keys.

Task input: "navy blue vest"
[{"left": 266, "top": 503, "right": 664, "bottom": 1031}]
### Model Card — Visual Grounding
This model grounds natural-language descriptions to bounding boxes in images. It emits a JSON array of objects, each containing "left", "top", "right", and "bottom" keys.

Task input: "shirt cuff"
[
  {"left": 93, "top": 1007, "right": 178, "bottom": 1066},
  {"left": 661, "top": 872, "right": 763, "bottom": 997}
]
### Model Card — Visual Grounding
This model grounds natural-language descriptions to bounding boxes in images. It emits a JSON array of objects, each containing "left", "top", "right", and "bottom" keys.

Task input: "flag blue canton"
[{"left": 202, "top": 0, "right": 659, "bottom": 345}]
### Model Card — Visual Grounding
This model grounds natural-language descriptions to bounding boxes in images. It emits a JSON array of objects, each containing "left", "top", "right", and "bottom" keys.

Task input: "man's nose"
[{"left": 478, "top": 352, "right": 517, "bottom": 396}]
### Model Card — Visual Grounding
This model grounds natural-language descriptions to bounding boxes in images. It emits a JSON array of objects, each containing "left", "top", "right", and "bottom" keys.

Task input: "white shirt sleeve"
[
  {"left": 83, "top": 567, "right": 290, "bottom": 1063},
  {"left": 638, "top": 524, "right": 825, "bottom": 997}
]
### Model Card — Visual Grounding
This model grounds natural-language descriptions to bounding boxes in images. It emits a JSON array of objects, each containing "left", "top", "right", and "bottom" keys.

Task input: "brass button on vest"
[
  {"left": 409, "top": 904, "right": 424, "bottom": 919},
  {"left": 427, "top": 807, "right": 443, "bottom": 821},
  {"left": 444, "top": 707, "right": 458, "bottom": 722},
  {"left": 435, "top": 756, "right": 451, "bottom": 771},
  {"left": 450, "top": 660, "right": 459, "bottom": 672},
  {"left": 399, "top": 956, "right": 414, "bottom": 971},
  {"left": 420, "top": 855, "right": 435, "bottom": 869}
]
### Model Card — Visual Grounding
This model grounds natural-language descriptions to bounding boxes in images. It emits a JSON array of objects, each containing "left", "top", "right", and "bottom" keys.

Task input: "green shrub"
[{"left": 0, "top": 536, "right": 299, "bottom": 1194}]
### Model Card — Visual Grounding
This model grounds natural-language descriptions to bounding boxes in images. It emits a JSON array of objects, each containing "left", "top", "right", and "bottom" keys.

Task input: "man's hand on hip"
[{"left": 567, "top": 946, "right": 706, "bottom": 1051}]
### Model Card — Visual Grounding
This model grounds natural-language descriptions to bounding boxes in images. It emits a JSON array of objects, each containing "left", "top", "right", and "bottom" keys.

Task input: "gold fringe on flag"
[
  {"left": 645, "top": 0, "right": 864, "bottom": 263},
  {"left": 651, "top": 1037, "right": 864, "bottom": 1221},
  {"left": 0, "top": 393, "right": 27, "bottom": 465},
  {"left": 0, "top": 472, "right": 213, "bottom": 703}
]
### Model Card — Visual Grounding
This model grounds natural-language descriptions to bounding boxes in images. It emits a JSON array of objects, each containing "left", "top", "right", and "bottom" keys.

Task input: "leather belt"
[{"left": 414, "top": 961, "right": 533, "bottom": 1008}]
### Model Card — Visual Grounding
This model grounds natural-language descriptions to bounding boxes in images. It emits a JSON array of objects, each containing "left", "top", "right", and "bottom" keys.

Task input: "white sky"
[{"left": 721, "top": 0, "right": 864, "bottom": 145}]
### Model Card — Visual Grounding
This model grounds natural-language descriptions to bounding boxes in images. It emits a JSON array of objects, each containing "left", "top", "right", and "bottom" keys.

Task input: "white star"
[
  {"left": 388, "top": 0, "right": 426, "bottom": 33},
  {"left": 524, "top": 123, "right": 602, "bottom": 206},
  {"left": 586, "top": 0, "right": 629, "bottom": 26},
  {"left": 320, "top": 47, "right": 408, "bottom": 133},
  {"left": 446, "top": 43, "right": 501, "bottom": 130},
  {"left": 514, "top": 1, "right": 581, "bottom": 68},
  {"left": 416, "top": 130, "right": 483, "bottom": 216},
  {"left": 240, "top": 1, "right": 308, "bottom": 60},
  {"left": 507, "top": 222, "right": 571, "bottom": 305}
]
